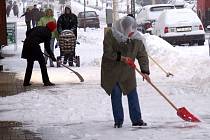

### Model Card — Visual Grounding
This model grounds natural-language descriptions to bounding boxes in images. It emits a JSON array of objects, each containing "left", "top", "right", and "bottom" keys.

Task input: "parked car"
[
  {"left": 152, "top": 8, "right": 205, "bottom": 45},
  {"left": 136, "top": 4, "right": 175, "bottom": 33},
  {"left": 78, "top": 11, "right": 100, "bottom": 28}
]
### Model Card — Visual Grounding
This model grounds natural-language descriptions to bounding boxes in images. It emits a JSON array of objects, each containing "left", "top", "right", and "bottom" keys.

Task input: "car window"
[
  {"left": 78, "top": 11, "right": 97, "bottom": 17},
  {"left": 150, "top": 6, "right": 174, "bottom": 12}
]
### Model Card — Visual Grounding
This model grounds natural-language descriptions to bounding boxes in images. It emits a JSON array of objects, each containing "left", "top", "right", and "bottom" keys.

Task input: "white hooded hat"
[{"left": 111, "top": 16, "right": 142, "bottom": 43}]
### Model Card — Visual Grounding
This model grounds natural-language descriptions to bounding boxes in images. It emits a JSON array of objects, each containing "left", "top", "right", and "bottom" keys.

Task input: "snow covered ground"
[{"left": 1, "top": 1, "right": 210, "bottom": 140}]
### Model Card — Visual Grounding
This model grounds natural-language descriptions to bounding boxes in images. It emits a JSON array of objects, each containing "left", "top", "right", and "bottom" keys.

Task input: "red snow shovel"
[{"left": 135, "top": 68, "right": 200, "bottom": 122}]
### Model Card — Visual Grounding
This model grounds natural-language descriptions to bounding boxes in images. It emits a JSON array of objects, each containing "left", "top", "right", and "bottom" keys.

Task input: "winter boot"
[
  {"left": 132, "top": 120, "right": 147, "bottom": 127},
  {"left": 44, "top": 82, "right": 55, "bottom": 86},
  {"left": 114, "top": 123, "right": 123, "bottom": 128},
  {"left": 23, "top": 83, "right": 32, "bottom": 86},
  {"left": 50, "top": 62, "right": 54, "bottom": 67}
]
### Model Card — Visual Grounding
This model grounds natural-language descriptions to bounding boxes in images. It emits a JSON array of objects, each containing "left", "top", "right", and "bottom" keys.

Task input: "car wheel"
[
  {"left": 198, "top": 41, "right": 204, "bottom": 46},
  {"left": 166, "top": 41, "right": 172, "bottom": 45},
  {"left": 189, "top": 42, "right": 194, "bottom": 46},
  {"left": 96, "top": 24, "right": 100, "bottom": 28},
  {"left": 75, "top": 56, "right": 80, "bottom": 67}
]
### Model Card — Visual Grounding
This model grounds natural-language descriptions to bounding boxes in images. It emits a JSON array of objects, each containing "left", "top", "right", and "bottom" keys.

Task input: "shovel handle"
[
  {"left": 135, "top": 68, "right": 178, "bottom": 111},
  {"left": 148, "top": 55, "right": 174, "bottom": 77}
]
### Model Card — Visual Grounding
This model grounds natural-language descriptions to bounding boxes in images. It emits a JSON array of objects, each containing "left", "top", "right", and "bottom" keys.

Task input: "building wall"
[
  {"left": 204, "top": 0, "right": 210, "bottom": 27},
  {"left": 0, "top": 1, "right": 7, "bottom": 45},
  {"left": 197, "top": 0, "right": 208, "bottom": 27}
]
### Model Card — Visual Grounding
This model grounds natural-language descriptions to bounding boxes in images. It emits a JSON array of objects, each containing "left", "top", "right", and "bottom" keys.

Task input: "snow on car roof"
[{"left": 161, "top": 8, "right": 201, "bottom": 24}]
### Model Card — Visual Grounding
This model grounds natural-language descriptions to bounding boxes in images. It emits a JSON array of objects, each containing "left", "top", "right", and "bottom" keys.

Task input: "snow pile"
[
  {"left": 143, "top": 33, "right": 178, "bottom": 57},
  {"left": 139, "top": 33, "right": 210, "bottom": 89}
]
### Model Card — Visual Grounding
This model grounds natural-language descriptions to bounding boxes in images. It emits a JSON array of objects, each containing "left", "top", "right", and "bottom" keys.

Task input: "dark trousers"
[
  {"left": 32, "top": 20, "right": 37, "bottom": 28},
  {"left": 25, "top": 21, "right": 31, "bottom": 31},
  {"left": 23, "top": 55, "right": 50, "bottom": 84},
  {"left": 111, "top": 83, "right": 142, "bottom": 124},
  {"left": 44, "top": 38, "right": 55, "bottom": 65}
]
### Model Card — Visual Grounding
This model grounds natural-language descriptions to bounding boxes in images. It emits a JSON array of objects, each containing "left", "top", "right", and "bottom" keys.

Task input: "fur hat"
[{"left": 46, "top": 21, "right": 57, "bottom": 32}]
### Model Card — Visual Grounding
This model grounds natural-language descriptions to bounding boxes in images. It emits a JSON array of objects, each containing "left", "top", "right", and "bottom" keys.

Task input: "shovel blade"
[{"left": 177, "top": 107, "right": 201, "bottom": 122}]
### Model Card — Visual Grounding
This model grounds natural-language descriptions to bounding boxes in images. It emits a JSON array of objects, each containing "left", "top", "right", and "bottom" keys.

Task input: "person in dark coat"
[
  {"left": 57, "top": 6, "right": 78, "bottom": 65},
  {"left": 12, "top": 1, "right": 19, "bottom": 17},
  {"left": 31, "top": 5, "right": 40, "bottom": 28},
  {"left": 38, "top": 8, "right": 45, "bottom": 22},
  {"left": 21, "top": 21, "right": 57, "bottom": 86},
  {"left": 20, "top": 8, "right": 32, "bottom": 31},
  {"left": 6, "top": 1, "right": 12, "bottom": 17},
  {"left": 101, "top": 16, "right": 150, "bottom": 128},
  {"left": 57, "top": 6, "right": 78, "bottom": 38}
]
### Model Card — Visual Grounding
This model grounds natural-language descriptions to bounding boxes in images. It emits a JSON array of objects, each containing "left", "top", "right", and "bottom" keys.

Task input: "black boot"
[
  {"left": 44, "top": 82, "right": 55, "bottom": 86},
  {"left": 114, "top": 123, "right": 122, "bottom": 128},
  {"left": 23, "top": 83, "right": 32, "bottom": 86},
  {"left": 132, "top": 120, "right": 147, "bottom": 127}
]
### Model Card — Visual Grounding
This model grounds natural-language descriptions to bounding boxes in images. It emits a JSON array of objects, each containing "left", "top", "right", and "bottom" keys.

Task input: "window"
[
  {"left": 150, "top": 6, "right": 174, "bottom": 12},
  {"left": 78, "top": 11, "right": 97, "bottom": 17}
]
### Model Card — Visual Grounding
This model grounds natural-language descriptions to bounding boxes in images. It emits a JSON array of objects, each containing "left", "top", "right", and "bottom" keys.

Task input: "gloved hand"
[
  {"left": 126, "top": 58, "right": 136, "bottom": 68},
  {"left": 141, "top": 73, "right": 151, "bottom": 83},
  {"left": 122, "top": 57, "right": 136, "bottom": 69},
  {"left": 51, "top": 55, "right": 56, "bottom": 62}
]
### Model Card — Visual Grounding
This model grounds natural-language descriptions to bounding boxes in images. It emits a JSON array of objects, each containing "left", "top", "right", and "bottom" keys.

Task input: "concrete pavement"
[{"left": 0, "top": 62, "right": 42, "bottom": 140}]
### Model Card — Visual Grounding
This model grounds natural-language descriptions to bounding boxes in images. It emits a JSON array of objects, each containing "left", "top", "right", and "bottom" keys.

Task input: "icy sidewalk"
[
  {"left": 0, "top": 72, "right": 23, "bottom": 97},
  {"left": 0, "top": 52, "right": 55, "bottom": 140},
  {"left": 0, "top": 76, "right": 210, "bottom": 140},
  {"left": 0, "top": 121, "right": 41, "bottom": 140}
]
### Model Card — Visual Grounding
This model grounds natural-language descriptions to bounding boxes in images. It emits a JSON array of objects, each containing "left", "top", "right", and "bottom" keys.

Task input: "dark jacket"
[
  {"left": 12, "top": 4, "right": 19, "bottom": 16},
  {"left": 31, "top": 7, "right": 40, "bottom": 21},
  {"left": 37, "top": 10, "right": 45, "bottom": 22},
  {"left": 101, "top": 29, "right": 150, "bottom": 95},
  {"left": 21, "top": 11, "right": 32, "bottom": 22},
  {"left": 21, "top": 26, "right": 55, "bottom": 60},
  {"left": 6, "top": 4, "right": 12, "bottom": 16},
  {"left": 57, "top": 13, "right": 78, "bottom": 38}
]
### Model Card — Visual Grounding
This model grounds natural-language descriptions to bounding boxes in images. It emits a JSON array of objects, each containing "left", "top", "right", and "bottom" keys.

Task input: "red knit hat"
[{"left": 46, "top": 21, "right": 57, "bottom": 32}]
